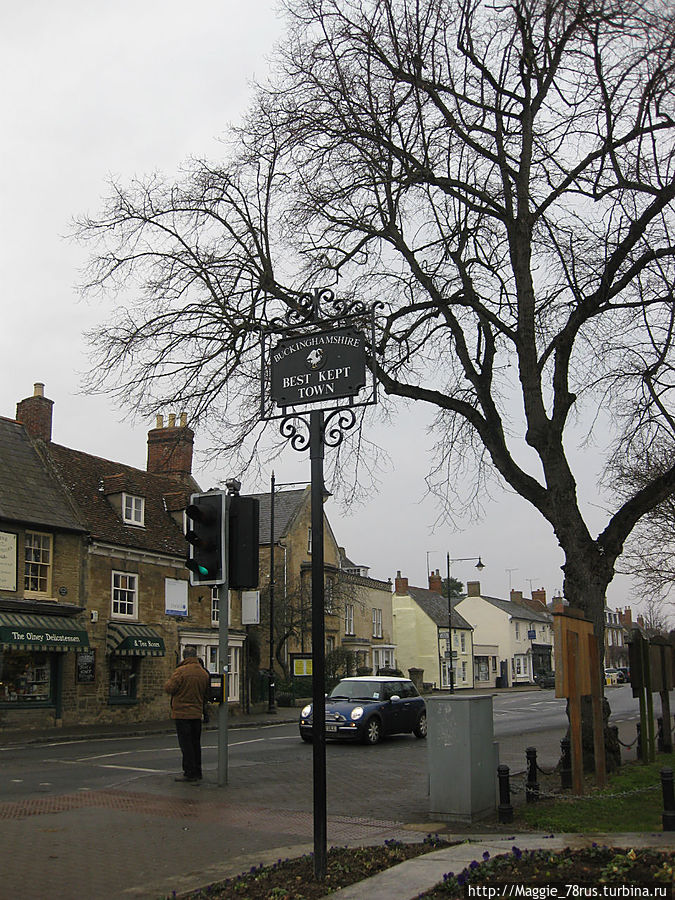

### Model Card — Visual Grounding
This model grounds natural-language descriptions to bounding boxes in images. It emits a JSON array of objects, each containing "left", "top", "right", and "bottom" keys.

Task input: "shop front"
[
  {"left": 105, "top": 622, "right": 166, "bottom": 707},
  {"left": 0, "top": 611, "right": 89, "bottom": 727}
]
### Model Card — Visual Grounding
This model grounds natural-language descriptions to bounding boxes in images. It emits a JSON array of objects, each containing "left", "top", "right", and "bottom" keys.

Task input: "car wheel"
[
  {"left": 413, "top": 711, "right": 427, "bottom": 739},
  {"left": 361, "top": 716, "right": 382, "bottom": 745},
  {"left": 300, "top": 733, "right": 313, "bottom": 743}
]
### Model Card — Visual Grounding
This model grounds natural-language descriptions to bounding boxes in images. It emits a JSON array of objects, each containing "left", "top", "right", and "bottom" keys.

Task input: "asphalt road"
[{"left": 0, "top": 685, "right": 650, "bottom": 812}]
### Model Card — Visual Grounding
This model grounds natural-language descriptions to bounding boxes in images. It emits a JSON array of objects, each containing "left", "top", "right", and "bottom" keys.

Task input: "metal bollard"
[
  {"left": 661, "top": 768, "right": 675, "bottom": 832},
  {"left": 526, "top": 746, "right": 539, "bottom": 803},
  {"left": 497, "top": 764, "right": 513, "bottom": 824},
  {"left": 560, "top": 737, "right": 572, "bottom": 790}
]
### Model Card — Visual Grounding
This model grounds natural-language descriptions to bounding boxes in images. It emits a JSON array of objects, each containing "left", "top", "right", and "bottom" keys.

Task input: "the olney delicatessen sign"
[{"left": 270, "top": 326, "right": 367, "bottom": 407}]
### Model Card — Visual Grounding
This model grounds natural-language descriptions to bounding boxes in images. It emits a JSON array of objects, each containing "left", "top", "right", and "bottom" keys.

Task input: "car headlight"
[
  {"left": 301, "top": 704, "right": 312, "bottom": 718},
  {"left": 350, "top": 706, "right": 364, "bottom": 721}
]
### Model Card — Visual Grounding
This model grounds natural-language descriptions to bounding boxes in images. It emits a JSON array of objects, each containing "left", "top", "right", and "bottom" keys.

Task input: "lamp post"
[
  {"left": 446, "top": 553, "right": 485, "bottom": 693},
  {"left": 268, "top": 473, "right": 310, "bottom": 713}
]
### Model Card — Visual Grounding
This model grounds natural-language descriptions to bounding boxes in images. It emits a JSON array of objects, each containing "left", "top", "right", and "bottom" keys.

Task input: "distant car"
[
  {"left": 534, "top": 672, "right": 556, "bottom": 689},
  {"left": 618, "top": 667, "right": 630, "bottom": 683},
  {"left": 604, "top": 667, "right": 625, "bottom": 684},
  {"left": 299, "top": 676, "right": 427, "bottom": 745}
]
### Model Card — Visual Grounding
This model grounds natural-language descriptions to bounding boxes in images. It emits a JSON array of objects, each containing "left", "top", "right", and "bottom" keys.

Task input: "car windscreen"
[{"left": 329, "top": 680, "right": 385, "bottom": 700}]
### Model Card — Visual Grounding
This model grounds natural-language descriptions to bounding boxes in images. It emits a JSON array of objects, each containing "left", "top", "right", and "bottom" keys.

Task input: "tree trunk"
[{"left": 561, "top": 550, "right": 622, "bottom": 772}]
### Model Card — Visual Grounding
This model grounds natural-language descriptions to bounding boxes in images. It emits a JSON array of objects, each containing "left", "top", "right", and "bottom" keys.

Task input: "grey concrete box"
[{"left": 427, "top": 695, "right": 498, "bottom": 823}]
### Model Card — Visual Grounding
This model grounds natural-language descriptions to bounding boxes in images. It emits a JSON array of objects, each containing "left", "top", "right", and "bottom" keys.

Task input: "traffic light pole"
[
  {"left": 217, "top": 503, "right": 230, "bottom": 787},
  {"left": 217, "top": 580, "right": 229, "bottom": 786}
]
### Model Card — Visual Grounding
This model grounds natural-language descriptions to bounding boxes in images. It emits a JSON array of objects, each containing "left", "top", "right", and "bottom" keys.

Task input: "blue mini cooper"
[{"left": 299, "top": 676, "right": 427, "bottom": 745}]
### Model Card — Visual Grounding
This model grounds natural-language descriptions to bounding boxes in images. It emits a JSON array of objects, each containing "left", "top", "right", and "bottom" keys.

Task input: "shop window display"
[
  {"left": 109, "top": 656, "right": 139, "bottom": 701},
  {"left": 0, "top": 650, "right": 53, "bottom": 703}
]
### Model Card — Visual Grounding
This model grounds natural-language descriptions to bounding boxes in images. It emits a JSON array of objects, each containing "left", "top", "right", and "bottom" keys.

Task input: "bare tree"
[
  {"left": 77, "top": 0, "right": 675, "bottom": 661},
  {"left": 615, "top": 445, "right": 675, "bottom": 613}
]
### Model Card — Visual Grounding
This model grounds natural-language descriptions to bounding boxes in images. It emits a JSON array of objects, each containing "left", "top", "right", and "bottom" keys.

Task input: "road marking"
[{"left": 99, "top": 764, "right": 168, "bottom": 773}]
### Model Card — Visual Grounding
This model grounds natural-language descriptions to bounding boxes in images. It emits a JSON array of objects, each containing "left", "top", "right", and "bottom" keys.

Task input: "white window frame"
[
  {"left": 515, "top": 621, "right": 520, "bottom": 639},
  {"left": 122, "top": 493, "right": 145, "bottom": 526},
  {"left": 211, "top": 588, "right": 232, "bottom": 626},
  {"left": 307, "top": 527, "right": 312, "bottom": 554},
  {"left": 227, "top": 646, "right": 240, "bottom": 702},
  {"left": 345, "top": 603, "right": 354, "bottom": 635},
  {"left": 24, "top": 531, "right": 52, "bottom": 595},
  {"left": 372, "top": 608, "right": 382, "bottom": 638},
  {"left": 112, "top": 571, "right": 138, "bottom": 619}
]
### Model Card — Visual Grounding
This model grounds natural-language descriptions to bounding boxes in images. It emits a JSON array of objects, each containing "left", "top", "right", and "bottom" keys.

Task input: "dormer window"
[{"left": 122, "top": 493, "right": 145, "bottom": 526}]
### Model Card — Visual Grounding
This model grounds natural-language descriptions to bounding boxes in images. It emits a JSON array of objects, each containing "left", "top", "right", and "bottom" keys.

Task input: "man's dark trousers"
[{"left": 175, "top": 718, "right": 203, "bottom": 779}]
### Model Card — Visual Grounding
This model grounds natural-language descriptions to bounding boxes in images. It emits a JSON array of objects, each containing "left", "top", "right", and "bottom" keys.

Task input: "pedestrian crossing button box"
[{"left": 209, "top": 673, "right": 224, "bottom": 704}]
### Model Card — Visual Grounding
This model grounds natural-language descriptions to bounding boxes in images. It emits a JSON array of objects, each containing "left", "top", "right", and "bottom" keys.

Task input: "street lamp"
[
  {"left": 268, "top": 473, "right": 311, "bottom": 712},
  {"left": 446, "top": 553, "right": 485, "bottom": 693}
]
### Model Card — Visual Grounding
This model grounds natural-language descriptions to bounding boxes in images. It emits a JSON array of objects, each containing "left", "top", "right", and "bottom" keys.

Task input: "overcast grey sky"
[{"left": 0, "top": 1, "right": 642, "bottom": 613}]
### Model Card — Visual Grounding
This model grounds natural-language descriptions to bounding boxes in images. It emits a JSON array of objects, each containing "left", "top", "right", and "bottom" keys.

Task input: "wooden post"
[
  {"left": 567, "top": 630, "right": 583, "bottom": 794},
  {"left": 588, "top": 633, "right": 606, "bottom": 788}
]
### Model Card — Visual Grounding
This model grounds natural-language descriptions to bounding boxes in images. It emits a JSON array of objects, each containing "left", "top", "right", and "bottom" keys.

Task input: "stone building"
[
  {"left": 0, "top": 385, "right": 234, "bottom": 731},
  {"left": 392, "top": 571, "right": 475, "bottom": 689}
]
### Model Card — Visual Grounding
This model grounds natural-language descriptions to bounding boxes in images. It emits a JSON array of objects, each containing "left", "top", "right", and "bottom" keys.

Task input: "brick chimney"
[
  {"left": 532, "top": 588, "right": 547, "bottom": 606},
  {"left": 146, "top": 413, "right": 194, "bottom": 476},
  {"left": 428, "top": 569, "right": 443, "bottom": 593},
  {"left": 510, "top": 589, "right": 523, "bottom": 602},
  {"left": 394, "top": 571, "right": 409, "bottom": 595},
  {"left": 467, "top": 580, "right": 481, "bottom": 597},
  {"left": 16, "top": 383, "right": 53, "bottom": 442},
  {"left": 619, "top": 607, "right": 632, "bottom": 626}
]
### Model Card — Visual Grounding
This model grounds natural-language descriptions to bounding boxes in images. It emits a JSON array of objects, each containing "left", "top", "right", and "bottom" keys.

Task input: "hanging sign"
[{"left": 270, "top": 326, "right": 367, "bottom": 407}]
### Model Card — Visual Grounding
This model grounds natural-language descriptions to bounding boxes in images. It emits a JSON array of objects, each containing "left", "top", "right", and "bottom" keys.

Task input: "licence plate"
[{"left": 326, "top": 724, "right": 337, "bottom": 732}]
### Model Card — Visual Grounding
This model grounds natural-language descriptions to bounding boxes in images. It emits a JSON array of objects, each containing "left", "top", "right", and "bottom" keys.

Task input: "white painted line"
[{"left": 98, "top": 764, "right": 168, "bottom": 773}]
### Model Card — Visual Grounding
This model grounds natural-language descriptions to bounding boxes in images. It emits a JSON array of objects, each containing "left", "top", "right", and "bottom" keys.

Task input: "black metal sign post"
[
  {"left": 309, "top": 407, "right": 327, "bottom": 870},
  {"left": 261, "top": 288, "right": 378, "bottom": 880}
]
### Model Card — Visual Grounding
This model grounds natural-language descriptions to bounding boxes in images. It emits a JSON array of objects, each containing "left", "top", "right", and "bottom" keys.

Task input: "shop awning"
[
  {"left": 106, "top": 622, "right": 165, "bottom": 657},
  {"left": 0, "top": 612, "right": 89, "bottom": 651}
]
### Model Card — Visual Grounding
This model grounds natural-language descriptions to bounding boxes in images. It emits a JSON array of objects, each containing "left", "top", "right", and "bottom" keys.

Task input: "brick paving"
[{"left": 0, "top": 785, "right": 418, "bottom": 900}]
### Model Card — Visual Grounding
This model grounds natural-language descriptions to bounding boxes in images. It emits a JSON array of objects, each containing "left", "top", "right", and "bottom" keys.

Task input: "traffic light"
[
  {"left": 184, "top": 491, "right": 227, "bottom": 585},
  {"left": 228, "top": 495, "right": 260, "bottom": 590}
]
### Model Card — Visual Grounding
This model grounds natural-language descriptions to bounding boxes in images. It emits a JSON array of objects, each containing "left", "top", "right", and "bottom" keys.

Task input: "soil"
[{"left": 175, "top": 842, "right": 673, "bottom": 899}]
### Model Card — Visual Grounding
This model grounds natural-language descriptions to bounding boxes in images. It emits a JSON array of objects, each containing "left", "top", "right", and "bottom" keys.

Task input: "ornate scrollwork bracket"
[
  {"left": 323, "top": 408, "right": 357, "bottom": 448},
  {"left": 279, "top": 408, "right": 357, "bottom": 453},
  {"left": 279, "top": 415, "right": 311, "bottom": 452}
]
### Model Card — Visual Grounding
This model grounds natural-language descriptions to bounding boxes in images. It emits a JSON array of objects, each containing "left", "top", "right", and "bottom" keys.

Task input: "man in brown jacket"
[{"left": 165, "top": 647, "right": 210, "bottom": 782}]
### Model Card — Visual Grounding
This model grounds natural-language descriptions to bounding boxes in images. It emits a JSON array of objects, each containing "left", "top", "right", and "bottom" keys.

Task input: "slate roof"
[
  {"left": 468, "top": 593, "right": 552, "bottom": 623},
  {"left": 246, "top": 488, "right": 310, "bottom": 544},
  {"left": 45, "top": 442, "right": 200, "bottom": 557},
  {"left": 407, "top": 586, "right": 474, "bottom": 631},
  {"left": 0, "top": 417, "right": 84, "bottom": 532}
]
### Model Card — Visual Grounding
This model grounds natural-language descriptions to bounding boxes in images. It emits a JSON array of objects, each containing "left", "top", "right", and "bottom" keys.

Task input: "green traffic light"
[{"left": 198, "top": 565, "right": 209, "bottom": 576}]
